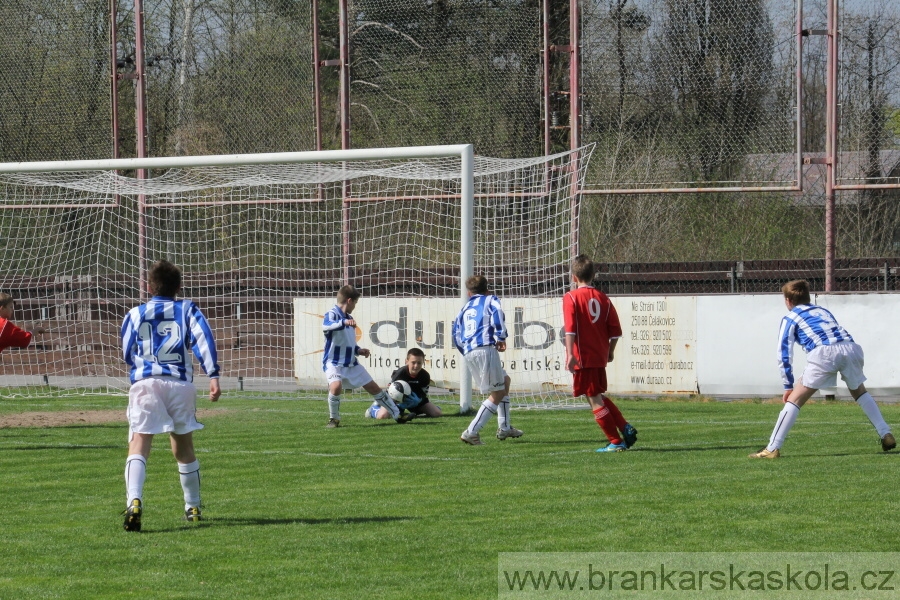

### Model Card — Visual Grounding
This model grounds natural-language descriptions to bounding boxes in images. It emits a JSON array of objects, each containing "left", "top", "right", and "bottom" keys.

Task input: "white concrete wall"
[
  {"left": 293, "top": 293, "right": 900, "bottom": 399},
  {"left": 696, "top": 293, "right": 900, "bottom": 398}
]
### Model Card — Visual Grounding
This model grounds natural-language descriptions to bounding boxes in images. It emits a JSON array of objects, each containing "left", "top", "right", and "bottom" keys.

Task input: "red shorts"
[{"left": 572, "top": 367, "right": 607, "bottom": 398}]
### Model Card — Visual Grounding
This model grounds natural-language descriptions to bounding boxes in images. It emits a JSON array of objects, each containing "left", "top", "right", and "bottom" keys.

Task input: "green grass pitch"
[{"left": 1, "top": 394, "right": 898, "bottom": 599}]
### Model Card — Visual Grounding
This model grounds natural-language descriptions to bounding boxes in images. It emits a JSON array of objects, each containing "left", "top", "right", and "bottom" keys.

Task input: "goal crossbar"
[{"left": 0, "top": 145, "right": 474, "bottom": 173}]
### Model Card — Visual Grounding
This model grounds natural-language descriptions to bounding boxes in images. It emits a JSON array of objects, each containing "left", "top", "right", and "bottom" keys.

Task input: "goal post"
[{"left": 0, "top": 144, "right": 592, "bottom": 410}]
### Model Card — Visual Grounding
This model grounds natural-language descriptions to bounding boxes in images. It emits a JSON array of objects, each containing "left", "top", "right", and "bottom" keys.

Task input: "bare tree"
[{"left": 649, "top": 0, "right": 776, "bottom": 181}]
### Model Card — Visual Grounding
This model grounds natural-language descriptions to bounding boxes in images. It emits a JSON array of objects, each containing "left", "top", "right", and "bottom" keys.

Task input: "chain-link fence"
[
  {"left": 0, "top": 1, "right": 112, "bottom": 162},
  {"left": 1, "top": 0, "right": 899, "bottom": 292}
]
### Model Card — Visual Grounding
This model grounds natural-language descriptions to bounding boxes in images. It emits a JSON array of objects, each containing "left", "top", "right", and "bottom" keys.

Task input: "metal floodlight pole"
[
  {"left": 459, "top": 145, "right": 475, "bottom": 413},
  {"left": 134, "top": 0, "right": 149, "bottom": 300},
  {"left": 109, "top": 0, "right": 120, "bottom": 161},
  {"left": 312, "top": 0, "right": 323, "bottom": 153},
  {"left": 339, "top": 0, "right": 351, "bottom": 284},
  {"left": 824, "top": 0, "right": 838, "bottom": 292},
  {"left": 542, "top": 0, "right": 551, "bottom": 157},
  {"left": 796, "top": 0, "right": 804, "bottom": 191},
  {"left": 569, "top": 0, "right": 581, "bottom": 259}
]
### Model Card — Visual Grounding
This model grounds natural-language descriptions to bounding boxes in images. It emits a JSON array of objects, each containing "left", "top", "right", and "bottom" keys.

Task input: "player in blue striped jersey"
[
  {"left": 452, "top": 275, "right": 522, "bottom": 445},
  {"left": 120, "top": 260, "right": 221, "bottom": 531},
  {"left": 750, "top": 279, "right": 895, "bottom": 458},
  {"left": 322, "top": 284, "right": 401, "bottom": 427}
]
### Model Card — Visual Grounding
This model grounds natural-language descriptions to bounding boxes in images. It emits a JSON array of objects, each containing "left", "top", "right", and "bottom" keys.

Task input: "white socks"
[
  {"left": 328, "top": 394, "right": 341, "bottom": 420},
  {"left": 179, "top": 459, "right": 202, "bottom": 510},
  {"left": 373, "top": 390, "right": 400, "bottom": 419},
  {"left": 497, "top": 397, "right": 511, "bottom": 430},
  {"left": 767, "top": 402, "right": 800, "bottom": 451},
  {"left": 126, "top": 454, "right": 202, "bottom": 511},
  {"left": 125, "top": 454, "right": 147, "bottom": 505},
  {"left": 466, "top": 399, "right": 497, "bottom": 435},
  {"left": 856, "top": 392, "right": 891, "bottom": 437}
]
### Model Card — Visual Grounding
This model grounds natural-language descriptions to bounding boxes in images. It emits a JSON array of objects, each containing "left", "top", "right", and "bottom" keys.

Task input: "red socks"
[
  {"left": 601, "top": 395, "right": 628, "bottom": 430},
  {"left": 592, "top": 405, "right": 622, "bottom": 444}
]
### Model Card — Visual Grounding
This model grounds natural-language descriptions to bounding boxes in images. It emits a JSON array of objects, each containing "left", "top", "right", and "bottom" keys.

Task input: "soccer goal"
[{"left": 0, "top": 144, "right": 593, "bottom": 410}]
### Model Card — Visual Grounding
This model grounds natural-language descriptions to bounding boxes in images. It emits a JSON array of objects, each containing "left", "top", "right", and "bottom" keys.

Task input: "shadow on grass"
[
  {"left": 7, "top": 444, "right": 122, "bottom": 451},
  {"left": 138, "top": 515, "right": 418, "bottom": 534},
  {"left": 0, "top": 424, "right": 123, "bottom": 432}
]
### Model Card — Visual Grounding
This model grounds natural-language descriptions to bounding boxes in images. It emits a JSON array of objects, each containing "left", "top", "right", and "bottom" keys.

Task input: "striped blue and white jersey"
[
  {"left": 122, "top": 296, "right": 220, "bottom": 384},
  {"left": 452, "top": 294, "right": 508, "bottom": 355},
  {"left": 778, "top": 304, "right": 854, "bottom": 389},
  {"left": 322, "top": 305, "right": 360, "bottom": 369}
]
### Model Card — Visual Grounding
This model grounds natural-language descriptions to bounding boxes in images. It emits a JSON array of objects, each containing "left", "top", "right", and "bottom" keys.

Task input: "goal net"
[{"left": 0, "top": 145, "right": 593, "bottom": 409}]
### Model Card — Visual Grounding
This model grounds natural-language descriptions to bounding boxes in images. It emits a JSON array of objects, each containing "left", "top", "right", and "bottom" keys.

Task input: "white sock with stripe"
[
  {"left": 466, "top": 400, "right": 497, "bottom": 435},
  {"left": 767, "top": 402, "right": 800, "bottom": 451},
  {"left": 497, "top": 397, "right": 511, "bottom": 430},
  {"left": 179, "top": 459, "right": 202, "bottom": 510},
  {"left": 125, "top": 454, "right": 147, "bottom": 506},
  {"left": 328, "top": 394, "right": 341, "bottom": 420},
  {"left": 373, "top": 390, "right": 400, "bottom": 419},
  {"left": 856, "top": 392, "right": 891, "bottom": 437}
]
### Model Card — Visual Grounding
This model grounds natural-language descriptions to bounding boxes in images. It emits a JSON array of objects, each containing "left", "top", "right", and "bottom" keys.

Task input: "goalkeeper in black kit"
[{"left": 365, "top": 348, "right": 443, "bottom": 421}]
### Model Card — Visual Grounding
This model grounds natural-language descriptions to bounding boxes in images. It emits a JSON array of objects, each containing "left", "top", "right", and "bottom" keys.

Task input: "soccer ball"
[{"left": 387, "top": 380, "right": 411, "bottom": 403}]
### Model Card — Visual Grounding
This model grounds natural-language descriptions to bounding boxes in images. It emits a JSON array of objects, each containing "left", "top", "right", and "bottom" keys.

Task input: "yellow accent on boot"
[{"left": 748, "top": 447, "right": 780, "bottom": 459}]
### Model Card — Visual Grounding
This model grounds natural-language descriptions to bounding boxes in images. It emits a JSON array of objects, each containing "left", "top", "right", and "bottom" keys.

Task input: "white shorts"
[
  {"left": 801, "top": 341, "right": 866, "bottom": 391},
  {"left": 325, "top": 363, "right": 374, "bottom": 389},
  {"left": 127, "top": 377, "right": 203, "bottom": 436},
  {"left": 464, "top": 346, "right": 508, "bottom": 393}
]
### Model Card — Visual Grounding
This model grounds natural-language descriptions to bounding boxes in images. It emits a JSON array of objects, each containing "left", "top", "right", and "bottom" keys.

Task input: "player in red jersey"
[
  {"left": 563, "top": 255, "right": 637, "bottom": 452},
  {"left": 0, "top": 293, "right": 38, "bottom": 353}
]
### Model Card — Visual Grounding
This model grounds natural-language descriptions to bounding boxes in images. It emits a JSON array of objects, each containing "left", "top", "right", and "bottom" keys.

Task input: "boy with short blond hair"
[{"left": 564, "top": 255, "right": 636, "bottom": 452}]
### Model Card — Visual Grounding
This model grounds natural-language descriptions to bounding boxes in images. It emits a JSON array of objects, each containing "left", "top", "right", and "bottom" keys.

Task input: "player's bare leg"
[{"left": 422, "top": 402, "right": 443, "bottom": 418}]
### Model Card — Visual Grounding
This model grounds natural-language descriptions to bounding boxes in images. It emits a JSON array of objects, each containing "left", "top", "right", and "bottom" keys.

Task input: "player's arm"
[
  {"left": 322, "top": 309, "right": 345, "bottom": 332},
  {"left": 562, "top": 293, "right": 579, "bottom": 371},
  {"left": 188, "top": 304, "right": 221, "bottom": 380},
  {"left": 606, "top": 300, "right": 622, "bottom": 363},
  {"left": 188, "top": 307, "right": 221, "bottom": 402},
  {"left": 0, "top": 320, "right": 33, "bottom": 350},
  {"left": 451, "top": 314, "right": 464, "bottom": 354},
  {"left": 208, "top": 377, "right": 221, "bottom": 402},
  {"left": 608, "top": 337, "right": 619, "bottom": 363},
  {"left": 120, "top": 312, "right": 139, "bottom": 367},
  {"left": 490, "top": 298, "right": 508, "bottom": 350},
  {"left": 777, "top": 317, "right": 795, "bottom": 394}
]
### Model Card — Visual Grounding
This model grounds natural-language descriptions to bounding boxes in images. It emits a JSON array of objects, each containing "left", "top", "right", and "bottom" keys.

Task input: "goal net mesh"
[{"left": 0, "top": 146, "right": 592, "bottom": 408}]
